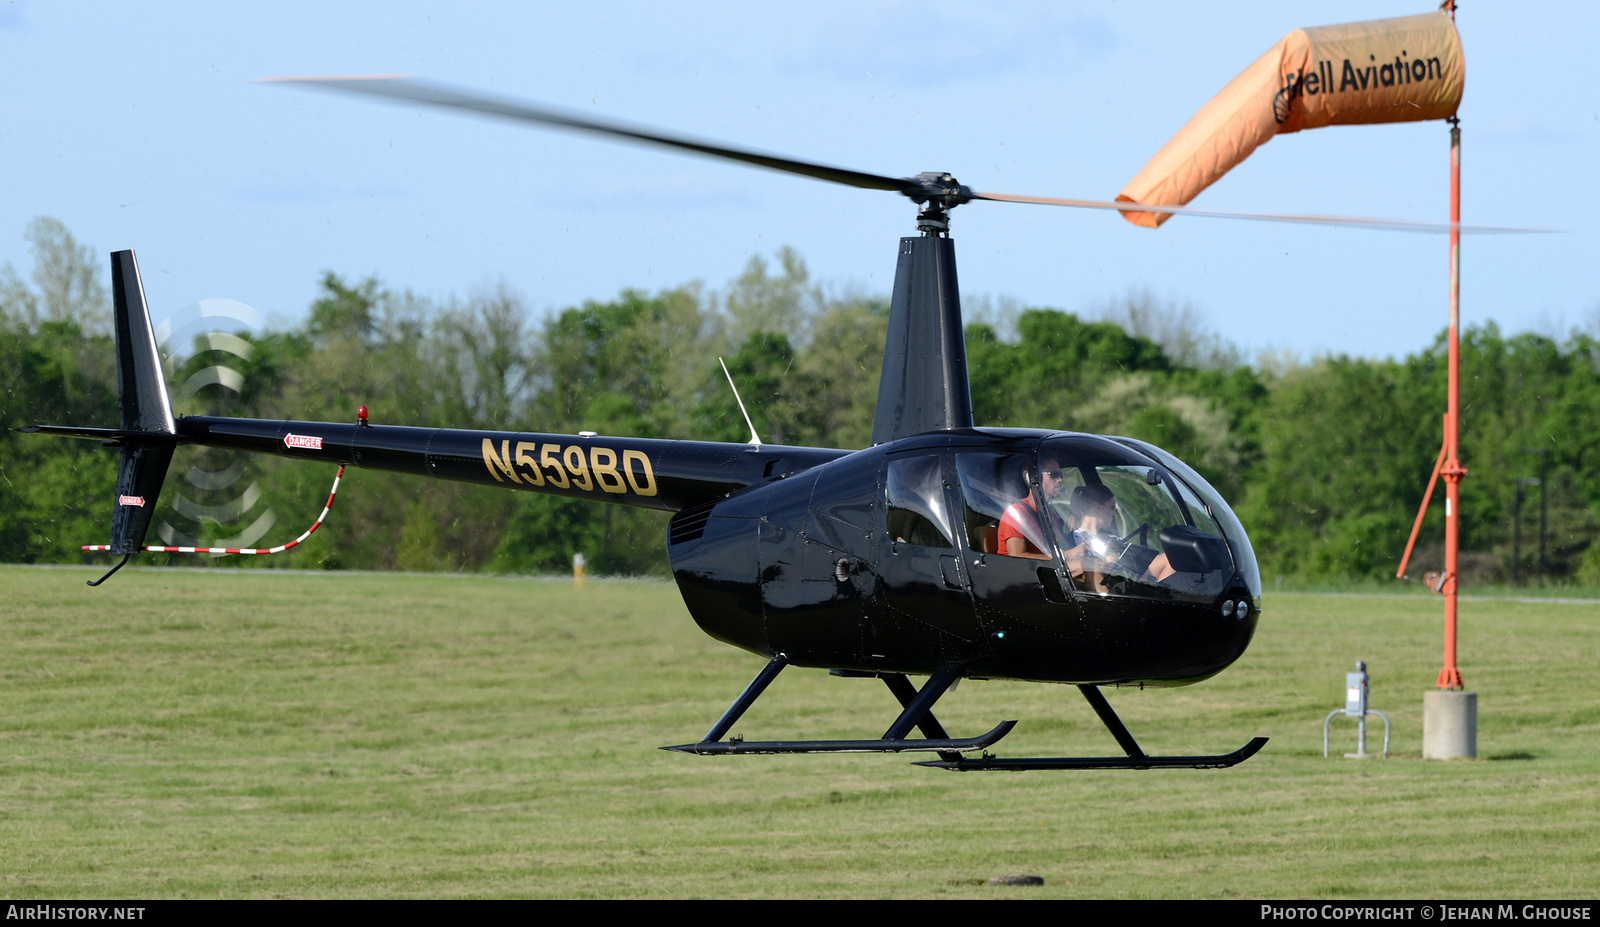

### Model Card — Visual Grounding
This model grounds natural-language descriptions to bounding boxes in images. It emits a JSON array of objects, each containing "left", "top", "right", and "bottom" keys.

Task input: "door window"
[
  {"left": 953, "top": 453, "right": 1055, "bottom": 560},
  {"left": 886, "top": 456, "right": 954, "bottom": 549}
]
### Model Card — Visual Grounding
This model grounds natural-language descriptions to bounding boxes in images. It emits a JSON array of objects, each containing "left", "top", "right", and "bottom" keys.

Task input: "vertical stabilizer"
[
  {"left": 871, "top": 236, "right": 973, "bottom": 445},
  {"left": 112, "top": 250, "right": 176, "bottom": 435},
  {"left": 107, "top": 250, "right": 176, "bottom": 553}
]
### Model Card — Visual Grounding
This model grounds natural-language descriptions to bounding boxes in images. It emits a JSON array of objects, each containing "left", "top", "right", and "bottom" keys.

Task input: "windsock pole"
[
  {"left": 1421, "top": 0, "right": 1475, "bottom": 761},
  {"left": 1438, "top": 116, "right": 1465, "bottom": 691}
]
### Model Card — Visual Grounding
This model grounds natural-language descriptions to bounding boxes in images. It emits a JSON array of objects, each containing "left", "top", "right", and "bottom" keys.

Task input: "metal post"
[
  {"left": 1519, "top": 448, "right": 1548, "bottom": 586},
  {"left": 1437, "top": 117, "right": 1465, "bottom": 691},
  {"left": 1422, "top": 25, "right": 1478, "bottom": 756},
  {"left": 1538, "top": 450, "right": 1549, "bottom": 582},
  {"left": 1529, "top": 448, "right": 1542, "bottom": 579},
  {"left": 1513, "top": 482, "right": 1524, "bottom": 586}
]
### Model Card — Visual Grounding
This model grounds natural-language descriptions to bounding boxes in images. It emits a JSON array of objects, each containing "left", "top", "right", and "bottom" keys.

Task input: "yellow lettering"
[
  {"left": 481, "top": 439, "right": 521, "bottom": 484},
  {"left": 515, "top": 441, "right": 544, "bottom": 486},
  {"left": 590, "top": 446, "right": 626, "bottom": 494},
  {"left": 564, "top": 445, "right": 594, "bottom": 492},
  {"left": 622, "top": 450, "right": 657, "bottom": 496},
  {"left": 541, "top": 443, "right": 570, "bottom": 489}
]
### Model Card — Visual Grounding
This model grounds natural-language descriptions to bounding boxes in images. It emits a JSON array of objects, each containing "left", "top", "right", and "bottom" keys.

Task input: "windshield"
[
  {"left": 1039, "top": 435, "right": 1238, "bottom": 604},
  {"left": 1110, "top": 436, "right": 1262, "bottom": 601}
]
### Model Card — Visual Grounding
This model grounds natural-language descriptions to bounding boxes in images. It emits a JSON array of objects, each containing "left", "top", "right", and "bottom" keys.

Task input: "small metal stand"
[{"left": 1324, "top": 660, "right": 1390, "bottom": 759}]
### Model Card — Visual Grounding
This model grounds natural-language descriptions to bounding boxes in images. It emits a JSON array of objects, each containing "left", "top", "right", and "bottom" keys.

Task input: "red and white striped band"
[{"left": 84, "top": 466, "right": 344, "bottom": 555}]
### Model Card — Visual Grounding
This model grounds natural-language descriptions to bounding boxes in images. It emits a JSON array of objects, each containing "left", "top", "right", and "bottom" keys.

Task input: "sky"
[{"left": 0, "top": 1, "right": 1592, "bottom": 362}]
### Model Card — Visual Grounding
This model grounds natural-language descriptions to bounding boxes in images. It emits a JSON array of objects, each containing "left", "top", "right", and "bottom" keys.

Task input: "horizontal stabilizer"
[{"left": 19, "top": 424, "right": 178, "bottom": 443}]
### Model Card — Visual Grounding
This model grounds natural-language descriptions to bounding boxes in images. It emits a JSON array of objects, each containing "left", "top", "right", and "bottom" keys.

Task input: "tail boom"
[{"left": 175, "top": 416, "right": 848, "bottom": 513}]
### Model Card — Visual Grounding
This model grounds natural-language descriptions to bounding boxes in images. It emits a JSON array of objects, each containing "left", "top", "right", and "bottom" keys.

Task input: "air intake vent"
[{"left": 669, "top": 497, "right": 719, "bottom": 546}]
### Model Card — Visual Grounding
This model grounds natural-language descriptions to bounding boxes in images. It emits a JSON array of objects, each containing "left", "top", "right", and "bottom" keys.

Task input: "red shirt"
[{"left": 998, "top": 497, "right": 1063, "bottom": 557}]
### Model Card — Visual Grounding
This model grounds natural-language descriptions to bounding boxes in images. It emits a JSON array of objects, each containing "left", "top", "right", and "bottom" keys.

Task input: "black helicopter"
[{"left": 32, "top": 77, "right": 1478, "bottom": 772}]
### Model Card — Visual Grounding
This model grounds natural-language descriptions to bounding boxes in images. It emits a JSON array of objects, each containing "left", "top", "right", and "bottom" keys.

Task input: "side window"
[
  {"left": 1168, "top": 474, "right": 1225, "bottom": 539},
  {"left": 954, "top": 453, "right": 1052, "bottom": 559},
  {"left": 886, "top": 456, "right": 954, "bottom": 549}
]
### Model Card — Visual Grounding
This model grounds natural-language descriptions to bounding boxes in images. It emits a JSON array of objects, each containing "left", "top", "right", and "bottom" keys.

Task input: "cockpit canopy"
[
  {"left": 885, "top": 432, "right": 1260, "bottom": 606},
  {"left": 1039, "top": 434, "right": 1257, "bottom": 603}
]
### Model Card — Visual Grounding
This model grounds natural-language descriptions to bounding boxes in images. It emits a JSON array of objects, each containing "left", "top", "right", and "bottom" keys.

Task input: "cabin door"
[
  {"left": 948, "top": 449, "right": 1081, "bottom": 675},
  {"left": 869, "top": 451, "right": 982, "bottom": 668}
]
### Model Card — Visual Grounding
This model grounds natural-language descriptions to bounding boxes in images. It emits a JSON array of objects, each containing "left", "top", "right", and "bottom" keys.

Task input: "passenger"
[
  {"left": 997, "top": 458, "right": 1066, "bottom": 559},
  {"left": 1061, "top": 483, "right": 1177, "bottom": 584},
  {"left": 1064, "top": 482, "right": 1117, "bottom": 551}
]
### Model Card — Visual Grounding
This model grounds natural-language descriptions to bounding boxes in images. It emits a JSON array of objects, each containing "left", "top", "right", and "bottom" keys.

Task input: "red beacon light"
[{"left": 357, "top": 405, "right": 369, "bottom": 428}]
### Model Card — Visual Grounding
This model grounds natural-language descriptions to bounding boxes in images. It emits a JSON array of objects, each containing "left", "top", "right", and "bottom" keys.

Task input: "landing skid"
[
  {"left": 661, "top": 655, "right": 1013, "bottom": 760},
  {"left": 916, "top": 685, "right": 1268, "bottom": 772},
  {"left": 662, "top": 659, "right": 1266, "bottom": 772},
  {"left": 663, "top": 721, "right": 1017, "bottom": 756},
  {"left": 914, "top": 738, "right": 1268, "bottom": 771}
]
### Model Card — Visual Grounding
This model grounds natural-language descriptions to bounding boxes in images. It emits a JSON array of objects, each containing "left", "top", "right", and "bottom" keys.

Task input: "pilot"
[
  {"left": 1061, "top": 483, "right": 1177, "bottom": 584},
  {"left": 997, "top": 457, "right": 1066, "bottom": 559}
]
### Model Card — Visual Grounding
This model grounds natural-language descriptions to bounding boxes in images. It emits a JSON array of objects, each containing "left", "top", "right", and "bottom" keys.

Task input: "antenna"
[{"left": 718, "top": 358, "right": 762, "bottom": 448}]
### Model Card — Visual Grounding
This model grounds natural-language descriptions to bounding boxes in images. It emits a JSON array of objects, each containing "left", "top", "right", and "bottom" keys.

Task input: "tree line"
[{"left": 3, "top": 217, "right": 1597, "bottom": 585}]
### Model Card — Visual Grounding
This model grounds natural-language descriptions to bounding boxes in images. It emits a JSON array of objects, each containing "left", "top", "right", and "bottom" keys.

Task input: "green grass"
[{"left": 2, "top": 564, "right": 1597, "bottom": 898}]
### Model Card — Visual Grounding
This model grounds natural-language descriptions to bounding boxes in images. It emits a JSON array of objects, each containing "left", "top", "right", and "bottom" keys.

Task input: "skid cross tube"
[
  {"left": 880, "top": 673, "right": 951, "bottom": 741},
  {"left": 1078, "top": 684, "right": 1147, "bottom": 759},
  {"left": 700, "top": 653, "right": 789, "bottom": 744},
  {"left": 915, "top": 684, "right": 1268, "bottom": 772},
  {"left": 881, "top": 670, "right": 963, "bottom": 763},
  {"left": 881, "top": 665, "right": 962, "bottom": 741}
]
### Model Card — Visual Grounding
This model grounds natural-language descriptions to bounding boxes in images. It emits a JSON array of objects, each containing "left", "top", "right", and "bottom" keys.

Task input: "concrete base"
[{"left": 1423, "top": 690, "right": 1477, "bottom": 760}]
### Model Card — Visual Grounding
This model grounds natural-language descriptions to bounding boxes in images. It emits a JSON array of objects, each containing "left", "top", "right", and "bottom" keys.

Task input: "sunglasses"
[{"left": 1041, "top": 469, "right": 1063, "bottom": 479}]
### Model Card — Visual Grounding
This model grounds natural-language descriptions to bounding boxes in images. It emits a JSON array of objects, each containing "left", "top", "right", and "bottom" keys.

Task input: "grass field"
[{"left": 1, "top": 564, "right": 1596, "bottom": 899}]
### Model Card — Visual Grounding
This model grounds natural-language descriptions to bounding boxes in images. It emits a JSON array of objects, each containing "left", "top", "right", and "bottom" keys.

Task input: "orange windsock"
[{"left": 1118, "top": 10, "right": 1464, "bottom": 228}]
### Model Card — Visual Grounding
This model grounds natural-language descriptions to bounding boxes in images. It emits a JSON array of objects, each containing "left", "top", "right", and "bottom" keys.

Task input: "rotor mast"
[{"left": 870, "top": 173, "right": 978, "bottom": 445}]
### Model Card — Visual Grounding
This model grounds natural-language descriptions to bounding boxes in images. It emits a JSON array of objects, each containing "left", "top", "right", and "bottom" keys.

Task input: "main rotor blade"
[
  {"left": 972, "top": 191, "right": 1551, "bottom": 235},
  {"left": 259, "top": 75, "right": 922, "bottom": 198}
]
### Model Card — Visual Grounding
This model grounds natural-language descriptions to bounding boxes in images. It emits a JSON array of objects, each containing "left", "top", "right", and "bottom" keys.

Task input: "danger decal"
[
  {"left": 284, "top": 433, "right": 323, "bottom": 450},
  {"left": 119, "top": 495, "right": 145, "bottom": 507}
]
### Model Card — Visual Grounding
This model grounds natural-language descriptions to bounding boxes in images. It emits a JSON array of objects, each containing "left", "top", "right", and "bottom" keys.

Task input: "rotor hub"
[
  {"left": 906, "top": 172, "right": 972, "bottom": 235},
  {"left": 906, "top": 171, "right": 973, "bottom": 207}
]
